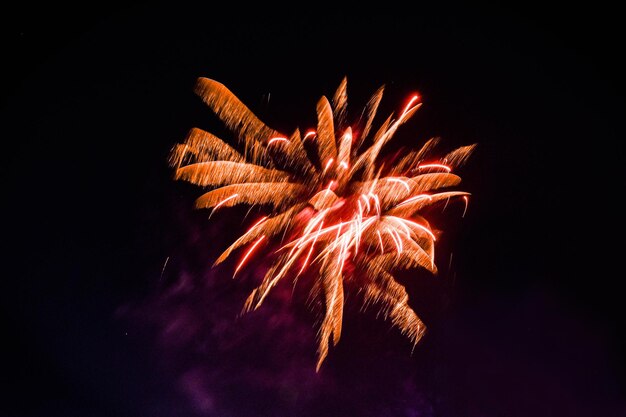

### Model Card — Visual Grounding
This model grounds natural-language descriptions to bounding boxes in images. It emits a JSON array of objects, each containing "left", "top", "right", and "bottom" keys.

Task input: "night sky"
[{"left": 3, "top": 3, "right": 625, "bottom": 417}]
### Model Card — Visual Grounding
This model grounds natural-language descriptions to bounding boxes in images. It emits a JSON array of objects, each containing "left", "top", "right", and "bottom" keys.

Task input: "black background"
[{"left": 2, "top": 2, "right": 625, "bottom": 416}]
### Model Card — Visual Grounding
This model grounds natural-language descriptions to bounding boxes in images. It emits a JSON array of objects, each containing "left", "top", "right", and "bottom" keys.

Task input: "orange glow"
[{"left": 171, "top": 76, "right": 475, "bottom": 370}]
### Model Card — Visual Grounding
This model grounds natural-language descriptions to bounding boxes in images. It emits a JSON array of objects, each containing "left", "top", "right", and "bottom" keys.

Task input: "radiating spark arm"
[
  {"left": 168, "top": 127, "right": 245, "bottom": 168},
  {"left": 355, "top": 85, "right": 384, "bottom": 151},
  {"left": 214, "top": 204, "right": 306, "bottom": 265},
  {"left": 175, "top": 161, "right": 290, "bottom": 187},
  {"left": 443, "top": 144, "right": 477, "bottom": 168},
  {"left": 245, "top": 241, "right": 312, "bottom": 311},
  {"left": 406, "top": 172, "right": 462, "bottom": 193},
  {"left": 287, "top": 129, "right": 318, "bottom": 174},
  {"left": 264, "top": 128, "right": 317, "bottom": 178},
  {"left": 388, "top": 137, "right": 441, "bottom": 176},
  {"left": 316, "top": 96, "right": 338, "bottom": 165},
  {"left": 337, "top": 128, "right": 352, "bottom": 169},
  {"left": 372, "top": 246, "right": 436, "bottom": 274},
  {"left": 332, "top": 76, "right": 349, "bottom": 128},
  {"left": 360, "top": 102, "right": 422, "bottom": 179},
  {"left": 195, "top": 182, "right": 306, "bottom": 211},
  {"left": 194, "top": 78, "right": 279, "bottom": 166},
  {"left": 358, "top": 265, "right": 426, "bottom": 344},
  {"left": 316, "top": 257, "right": 344, "bottom": 371},
  {"left": 348, "top": 115, "right": 392, "bottom": 179}
]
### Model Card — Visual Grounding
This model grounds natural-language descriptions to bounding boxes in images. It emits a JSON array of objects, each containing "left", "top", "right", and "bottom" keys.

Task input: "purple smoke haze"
[
  {"left": 117, "top": 202, "right": 624, "bottom": 417},
  {"left": 118, "top": 202, "right": 441, "bottom": 417}
]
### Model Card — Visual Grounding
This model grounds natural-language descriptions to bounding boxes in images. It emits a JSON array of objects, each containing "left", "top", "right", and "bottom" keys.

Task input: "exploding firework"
[{"left": 169, "top": 77, "right": 475, "bottom": 370}]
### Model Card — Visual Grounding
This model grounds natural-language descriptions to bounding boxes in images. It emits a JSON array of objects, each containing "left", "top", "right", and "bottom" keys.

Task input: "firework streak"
[{"left": 169, "top": 77, "right": 475, "bottom": 370}]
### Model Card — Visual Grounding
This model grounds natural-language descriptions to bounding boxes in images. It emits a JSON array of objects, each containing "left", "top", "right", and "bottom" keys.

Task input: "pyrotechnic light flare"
[{"left": 169, "top": 76, "right": 476, "bottom": 370}]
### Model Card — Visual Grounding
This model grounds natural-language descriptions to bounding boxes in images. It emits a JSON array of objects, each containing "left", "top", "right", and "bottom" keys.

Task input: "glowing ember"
[{"left": 169, "top": 77, "right": 476, "bottom": 370}]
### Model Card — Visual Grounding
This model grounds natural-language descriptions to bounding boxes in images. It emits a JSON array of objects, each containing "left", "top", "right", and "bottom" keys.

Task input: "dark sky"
[{"left": 2, "top": 3, "right": 625, "bottom": 417}]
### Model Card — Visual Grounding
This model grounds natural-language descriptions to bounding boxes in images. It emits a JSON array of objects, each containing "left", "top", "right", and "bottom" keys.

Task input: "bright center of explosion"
[{"left": 170, "top": 77, "right": 475, "bottom": 370}]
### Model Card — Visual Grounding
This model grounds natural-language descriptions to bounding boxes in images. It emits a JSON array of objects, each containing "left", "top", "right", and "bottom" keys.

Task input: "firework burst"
[{"left": 170, "top": 77, "right": 475, "bottom": 370}]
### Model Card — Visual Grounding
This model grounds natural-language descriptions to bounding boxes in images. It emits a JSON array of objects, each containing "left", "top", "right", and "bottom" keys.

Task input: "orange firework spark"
[{"left": 169, "top": 77, "right": 476, "bottom": 370}]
